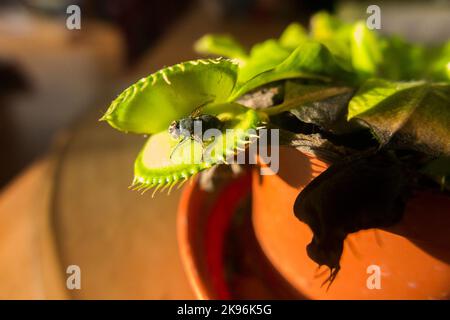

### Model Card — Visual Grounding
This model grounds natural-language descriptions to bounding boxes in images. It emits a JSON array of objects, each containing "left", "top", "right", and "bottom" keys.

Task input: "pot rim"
[
  {"left": 177, "top": 174, "right": 251, "bottom": 299},
  {"left": 177, "top": 178, "right": 212, "bottom": 299}
]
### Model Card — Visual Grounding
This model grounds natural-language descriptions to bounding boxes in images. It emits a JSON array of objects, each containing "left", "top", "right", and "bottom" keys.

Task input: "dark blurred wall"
[
  {"left": 0, "top": 0, "right": 336, "bottom": 188},
  {"left": 84, "top": 0, "right": 191, "bottom": 65},
  {"left": 0, "top": 62, "right": 30, "bottom": 186},
  {"left": 84, "top": 0, "right": 334, "bottom": 65}
]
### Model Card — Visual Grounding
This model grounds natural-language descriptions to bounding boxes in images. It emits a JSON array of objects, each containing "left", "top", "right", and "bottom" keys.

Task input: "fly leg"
[
  {"left": 192, "top": 134, "right": 206, "bottom": 161},
  {"left": 170, "top": 138, "right": 189, "bottom": 161}
]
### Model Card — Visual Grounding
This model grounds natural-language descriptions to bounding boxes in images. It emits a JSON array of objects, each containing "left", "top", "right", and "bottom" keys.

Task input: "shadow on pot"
[{"left": 252, "top": 147, "right": 450, "bottom": 299}]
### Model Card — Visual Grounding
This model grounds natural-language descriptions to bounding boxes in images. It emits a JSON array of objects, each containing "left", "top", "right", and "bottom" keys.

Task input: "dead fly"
[{"left": 168, "top": 106, "right": 223, "bottom": 160}]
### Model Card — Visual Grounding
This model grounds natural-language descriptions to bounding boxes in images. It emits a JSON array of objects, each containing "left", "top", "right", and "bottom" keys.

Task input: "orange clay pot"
[
  {"left": 177, "top": 173, "right": 301, "bottom": 299},
  {"left": 252, "top": 147, "right": 450, "bottom": 299}
]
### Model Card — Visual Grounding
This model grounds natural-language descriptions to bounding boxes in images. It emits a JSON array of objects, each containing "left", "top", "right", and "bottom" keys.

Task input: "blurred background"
[{"left": 0, "top": 0, "right": 449, "bottom": 299}]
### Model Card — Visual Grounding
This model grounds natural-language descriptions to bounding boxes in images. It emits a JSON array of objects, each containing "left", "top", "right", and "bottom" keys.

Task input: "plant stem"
[{"left": 262, "top": 86, "right": 353, "bottom": 116}]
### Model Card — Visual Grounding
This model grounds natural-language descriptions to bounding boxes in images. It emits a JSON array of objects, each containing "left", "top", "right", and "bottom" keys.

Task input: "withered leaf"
[
  {"left": 348, "top": 79, "right": 450, "bottom": 156},
  {"left": 284, "top": 81, "right": 358, "bottom": 134}
]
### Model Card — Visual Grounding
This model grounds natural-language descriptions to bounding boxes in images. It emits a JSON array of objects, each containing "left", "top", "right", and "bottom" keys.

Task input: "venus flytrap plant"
[
  {"left": 131, "top": 103, "right": 262, "bottom": 196},
  {"left": 101, "top": 58, "right": 239, "bottom": 134},
  {"left": 102, "top": 12, "right": 450, "bottom": 286},
  {"left": 102, "top": 57, "right": 269, "bottom": 196}
]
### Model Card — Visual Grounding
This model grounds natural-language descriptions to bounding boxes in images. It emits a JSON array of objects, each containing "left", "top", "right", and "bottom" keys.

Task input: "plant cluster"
[{"left": 102, "top": 13, "right": 450, "bottom": 284}]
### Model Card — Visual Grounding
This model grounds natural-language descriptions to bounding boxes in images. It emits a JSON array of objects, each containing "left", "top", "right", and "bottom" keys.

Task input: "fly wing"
[
  {"left": 190, "top": 106, "right": 203, "bottom": 118},
  {"left": 190, "top": 99, "right": 215, "bottom": 118}
]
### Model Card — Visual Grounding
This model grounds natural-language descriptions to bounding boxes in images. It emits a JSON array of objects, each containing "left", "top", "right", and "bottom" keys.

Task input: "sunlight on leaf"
[
  {"left": 194, "top": 34, "right": 248, "bottom": 61},
  {"left": 101, "top": 58, "right": 238, "bottom": 134}
]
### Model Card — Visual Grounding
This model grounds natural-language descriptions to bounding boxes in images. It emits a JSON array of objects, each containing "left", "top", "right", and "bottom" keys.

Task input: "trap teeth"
[
  {"left": 167, "top": 180, "right": 178, "bottom": 195},
  {"left": 160, "top": 181, "right": 172, "bottom": 193},
  {"left": 141, "top": 186, "right": 152, "bottom": 195},
  {"left": 177, "top": 178, "right": 188, "bottom": 189},
  {"left": 130, "top": 183, "right": 143, "bottom": 191},
  {"left": 152, "top": 184, "right": 163, "bottom": 198},
  {"left": 135, "top": 184, "right": 145, "bottom": 192},
  {"left": 239, "top": 139, "right": 251, "bottom": 145}
]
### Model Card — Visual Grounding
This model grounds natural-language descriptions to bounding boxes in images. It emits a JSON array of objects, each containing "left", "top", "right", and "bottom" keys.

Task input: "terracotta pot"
[
  {"left": 252, "top": 147, "right": 450, "bottom": 299},
  {"left": 177, "top": 172, "right": 301, "bottom": 299}
]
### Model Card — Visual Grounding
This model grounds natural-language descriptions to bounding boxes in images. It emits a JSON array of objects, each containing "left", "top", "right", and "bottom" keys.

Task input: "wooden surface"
[
  {"left": 0, "top": 120, "right": 194, "bottom": 299},
  {"left": 0, "top": 156, "right": 68, "bottom": 299},
  {"left": 0, "top": 5, "right": 289, "bottom": 299},
  {"left": 52, "top": 112, "right": 194, "bottom": 299}
]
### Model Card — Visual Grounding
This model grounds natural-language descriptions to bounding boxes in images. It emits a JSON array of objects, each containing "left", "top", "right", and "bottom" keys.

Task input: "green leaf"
[
  {"left": 283, "top": 81, "right": 351, "bottom": 101},
  {"left": 194, "top": 34, "right": 248, "bottom": 61},
  {"left": 379, "top": 36, "right": 427, "bottom": 81},
  {"left": 310, "top": 11, "right": 353, "bottom": 68},
  {"left": 348, "top": 79, "right": 421, "bottom": 121},
  {"left": 351, "top": 22, "right": 382, "bottom": 78},
  {"left": 380, "top": 37, "right": 450, "bottom": 82},
  {"left": 348, "top": 79, "right": 450, "bottom": 156},
  {"left": 264, "top": 81, "right": 353, "bottom": 116},
  {"left": 101, "top": 58, "right": 238, "bottom": 134},
  {"left": 237, "top": 39, "right": 291, "bottom": 84},
  {"left": 196, "top": 24, "right": 309, "bottom": 85},
  {"left": 268, "top": 40, "right": 353, "bottom": 80},
  {"left": 310, "top": 12, "right": 389, "bottom": 79},
  {"left": 279, "top": 22, "right": 309, "bottom": 49},
  {"left": 310, "top": 11, "right": 347, "bottom": 41},
  {"left": 231, "top": 41, "right": 353, "bottom": 100},
  {"left": 426, "top": 41, "right": 450, "bottom": 81}
]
